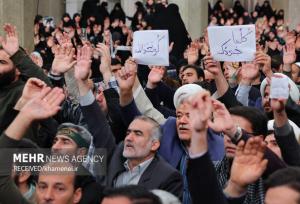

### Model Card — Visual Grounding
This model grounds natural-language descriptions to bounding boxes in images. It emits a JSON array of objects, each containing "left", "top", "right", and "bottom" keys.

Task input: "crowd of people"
[{"left": 0, "top": 0, "right": 300, "bottom": 204}]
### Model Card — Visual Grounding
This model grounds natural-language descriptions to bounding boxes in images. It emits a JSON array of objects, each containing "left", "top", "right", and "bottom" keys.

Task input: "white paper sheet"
[
  {"left": 208, "top": 25, "right": 256, "bottom": 62},
  {"left": 132, "top": 30, "right": 169, "bottom": 66},
  {"left": 270, "top": 76, "right": 289, "bottom": 99}
]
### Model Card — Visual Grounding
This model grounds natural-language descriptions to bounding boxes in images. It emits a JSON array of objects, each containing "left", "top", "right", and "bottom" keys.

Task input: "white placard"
[
  {"left": 207, "top": 25, "right": 256, "bottom": 62},
  {"left": 132, "top": 30, "right": 169, "bottom": 66},
  {"left": 270, "top": 76, "right": 289, "bottom": 99}
]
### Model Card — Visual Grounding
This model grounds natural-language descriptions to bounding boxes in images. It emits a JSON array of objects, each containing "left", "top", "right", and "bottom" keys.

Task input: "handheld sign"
[
  {"left": 207, "top": 25, "right": 256, "bottom": 62},
  {"left": 132, "top": 30, "right": 169, "bottom": 66},
  {"left": 270, "top": 75, "right": 289, "bottom": 99}
]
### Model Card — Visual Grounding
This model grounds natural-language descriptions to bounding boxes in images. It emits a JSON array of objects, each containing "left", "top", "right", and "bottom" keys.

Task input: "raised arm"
[
  {"left": 271, "top": 91, "right": 300, "bottom": 166},
  {"left": 74, "top": 45, "right": 116, "bottom": 156},
  {"left": 187, "top": 90, "right": 228, "bottom": 204},
  {"left": 0, "top": 24, "right": 51, "bottom": 86},
  {"left": 203, "top": 53, "right": 240, "bottom": 108}
]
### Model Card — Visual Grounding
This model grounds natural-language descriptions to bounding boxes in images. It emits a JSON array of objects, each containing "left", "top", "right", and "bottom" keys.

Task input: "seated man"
[
  {"left": 0, "top": 87, "right": 82, "bottom": 204},
  {"left": 73, "top": 46, "right": 183, "bottom": 198},
  {"left": 0, "top": 24, "right": 52, "bottom": 143},
  {"left": 115, "top": 58, "right": 224, "bottom": 204}
]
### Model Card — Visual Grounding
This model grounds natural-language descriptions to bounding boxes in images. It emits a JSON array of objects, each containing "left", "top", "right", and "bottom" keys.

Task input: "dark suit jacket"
[{"left": 107, "top": 142, "right": 183, "bottom": 199}]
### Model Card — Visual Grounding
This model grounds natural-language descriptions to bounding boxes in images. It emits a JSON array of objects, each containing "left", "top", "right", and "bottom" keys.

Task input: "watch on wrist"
[{"left": 231, "top": 126, "right": 242, "bottom": 143}]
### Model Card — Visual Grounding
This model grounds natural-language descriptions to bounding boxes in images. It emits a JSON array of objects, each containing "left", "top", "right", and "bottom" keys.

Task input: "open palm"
[
  {"left": 52, "top": 46, "right": 76, "bottom": 74},
  {"left": 0, "top": 24, "right": 19, "bottom": 56},
  {"left": 230, "top": 137, "right": 268, "bottom": 187},
  {"left": 21, "top": 87, "right": 65, "bottom": 121},
  {"left": 74, "top": 46, "right": 92, "bottom": 81}
]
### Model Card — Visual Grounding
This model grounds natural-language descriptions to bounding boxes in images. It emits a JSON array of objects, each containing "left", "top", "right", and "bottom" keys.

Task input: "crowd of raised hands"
[{"left": 0, "top": 1, "right": 300, "bottom": 203}]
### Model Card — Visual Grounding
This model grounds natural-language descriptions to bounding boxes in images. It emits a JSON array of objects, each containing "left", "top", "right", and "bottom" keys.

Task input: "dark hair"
[
  {"left": 73, "top": 13, "right": 80, "bottom": 19},
  {"left": 34, "top": 15, "right": 43, "bottom": 24},
  {"left": 265, "top": 167, "right": 300, "bottom": 202},
  {"left": 182, "top": 64, "right": 205, "bottom": 80},
  {"left": 103, "top": 185, "right": 162, "bottom": 204},
  {"left": 111, "top": 58, "right": 121, "bottom": 66},
  {"left": 229, "top": 106, "right": 268, "bottom": 136}
]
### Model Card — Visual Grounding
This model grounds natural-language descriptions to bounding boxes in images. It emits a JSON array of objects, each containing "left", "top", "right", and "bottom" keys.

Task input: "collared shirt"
[{"left": 114, "top": 157, "right": 154, "bottom": 187}]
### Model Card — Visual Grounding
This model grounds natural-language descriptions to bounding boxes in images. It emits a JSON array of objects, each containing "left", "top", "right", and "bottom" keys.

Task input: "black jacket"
[{"left": 107, "top": 142, "right": 183, "bottom": 198}]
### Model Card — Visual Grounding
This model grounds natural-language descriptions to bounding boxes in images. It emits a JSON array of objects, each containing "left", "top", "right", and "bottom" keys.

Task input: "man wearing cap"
[
  {"left": 115, "top": 58, "right": 224, "bottom": 204},
  {"left": 52, "top": 123, "right": 92, "bottom": 156}
]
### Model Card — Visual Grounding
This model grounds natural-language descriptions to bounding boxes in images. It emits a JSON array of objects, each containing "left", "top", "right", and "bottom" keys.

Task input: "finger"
[
  {"left": 235, "top": 140, "right": 245, "bottom": 157},
  {"left": 67, "top": 60, "right": 77, "bottom": 69},
  {"left": 244, "top": 137, "right": 254, "bottom": 155},
  {"left": 29, "top": 78, "right": 46, "bottom": 87},
  {"left": 50, "top": 92, "right": 65, "bottom": 107},
  {"left": 37, "top": 87, "right": 52, "bottom": 100},
  {"left": 77, "top": 47, "right": 82, "bottom": 60},
  {"left": 43, "top": 87, "right": 63, "bottom": 104},
  {"left": 257, "top": 139, "right": 267, "bottom": 159}
]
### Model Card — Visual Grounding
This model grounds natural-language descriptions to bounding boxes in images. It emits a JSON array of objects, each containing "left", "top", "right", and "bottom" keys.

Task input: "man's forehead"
[
  {"left": 176, "top": 102, "right": 189, "bottom": 112},
  {"left": 183, "top": 68, "right": 196, "bottom": 74},
  {"left": 0, "top": 50, "right": 10, "bottom": 59},
  {"left": 38, "top": 173, "right": 74, "bottom": 185},
  {"left": 129, "top": 119, "right": 152, "bottom": 131}
]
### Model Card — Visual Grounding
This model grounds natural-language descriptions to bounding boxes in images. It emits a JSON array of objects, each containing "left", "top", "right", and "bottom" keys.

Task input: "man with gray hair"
[{"left": 73, "top": 46, "right": 183, "bottom": 199}]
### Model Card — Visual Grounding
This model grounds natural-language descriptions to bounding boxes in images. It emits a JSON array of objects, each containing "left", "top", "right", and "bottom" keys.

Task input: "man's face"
[
  {"left": 36, "top": 173, "right": 81, "bottom": 204},
  {"left": 111, "top": 64, "right": 122, "bottom": 75},
  {"left": 123, "top": 119, "right": 158, "bottom": 160},
  {"left": 176, "top": 103, "right": 192, "bottom": 142},
  {"left": 95, "top": 87, "right": 108, "bottom": 114},
  {"left": 0, "top": 50, "right": 16, "bottom": 87},
  {"left": 181, "top": 68, "right": 199, "bottom": 85},
  {"left": 265, "top": 133, "right": 282, "bottom": 159},
  {"left": 263, "top": 85, "right": 272, "bottom": 113},
  {"left": 51, "top": 135, "right": 78, "bottom": 156},
  {"left": 265, "top": 186, "right": 300, "bottom": 204},
  {"left": 224, "top": 115, "right": 253, "bottom": 159},
  {"left": 223, "top": 62, "right": 237, "bottom": 81}
]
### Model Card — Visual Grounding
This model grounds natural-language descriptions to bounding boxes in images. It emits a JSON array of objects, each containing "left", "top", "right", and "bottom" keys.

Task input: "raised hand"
[
  {"left": 30, "top": 53, "right": 43, "bottom": 67},
  {"left": 15, "top": 78, "right": 47, "bottom": 110},
  {"left": 207, "top": 99, "right": 236, "bottom": 136},
  {"left": 240, "top": 62, "right": 259, "bottom": 85},
  {"left": 188, "top": 90, "right": 212, "bottom": 133},
  {"left": 51, "top": 45, "right": 76, "bottom": 75},
  {"left": 21, "top": 87, "right": 65, "bottom": 121},
  {"left": 96, "top": 43, "right": 112, "bottom": 75},
  {"left": 203, "top": 53, "right": 222, "bottom": 77},
  {"left": 57, "top": 33, "right": 73, "bottom": 48},
  {"left": 187, "top": 46, "right": 199, "bottom": 65},
  {"left": 283, "top": 43, "right": 296, "bottom": 65},
  {"left": 116, "top": 58, "right": 137, "bottom": 93},
  {"left": 187, "top": 90, "right": 212, "bottom": 155},
  {"left": 169, "top": 42, "right": 174, "bottom": 53},
  {"left": 74, "top": 45, "right": 92, "bottom": 81},
  {"left": 0, "top": 23, "right": 19, "bottom": 56},
  {"left": 22, "top": 78, "right": 47, "bottom": 100},
  {"left": 147, "top": 66, "right": 164, "bottom": 89},
  {"left": 228, "top": 137, "right": 268, "bottom": 191},
  {"left": 255, "top": 51, "right": 272, "bottom": 78}
]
